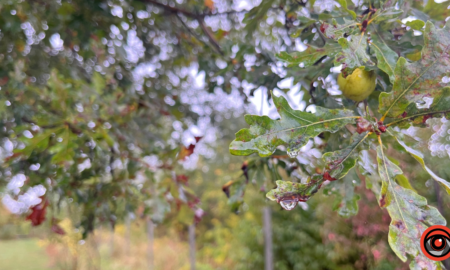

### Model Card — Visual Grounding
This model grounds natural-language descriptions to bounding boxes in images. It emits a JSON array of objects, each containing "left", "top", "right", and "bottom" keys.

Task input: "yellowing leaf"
[
  {"left": 376, "top": 144, "right": 446, "bottom": 269},
  {"left": 204, "top": 0, "right": 214, "bottom": 10}
]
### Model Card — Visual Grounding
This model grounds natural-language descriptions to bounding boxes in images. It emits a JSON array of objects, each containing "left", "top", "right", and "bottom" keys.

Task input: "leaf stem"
[
  {"left": 385, "top": 109, "right": 450, "bottom": 127},
  {"left": 335, "top": 132, "right": 370, "bottom": 178}
]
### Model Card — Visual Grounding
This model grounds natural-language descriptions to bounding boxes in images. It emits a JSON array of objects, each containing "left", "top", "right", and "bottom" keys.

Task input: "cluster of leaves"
[
  {"left": 2, "top": 0, "right": 337, "bottom": 237},
  {"left": 1, "top": 0, "right": 256, "bottom": 236},
  {"left": 1, "top": 0, "right": 450, "bottom": 267},
  {"left": 229, "top": 0, "right": 450, "bottom": 268}
]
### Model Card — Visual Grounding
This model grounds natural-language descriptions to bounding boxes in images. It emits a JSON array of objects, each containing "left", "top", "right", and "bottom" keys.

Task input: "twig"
[
  {"left": 138, "top": 0, "right": 198, "bottom": 18},
  {"left": 175, "top": 14, "right": 210, "bottom": 48},
  {"left": 139, "top": 0, "right": 224, "bottom": 55},
  {"left": 197, "top": 17, "right": 224, "bottom": 55},
  {"left": 139, "top": 0, "right": 249, "bottom": 18}
]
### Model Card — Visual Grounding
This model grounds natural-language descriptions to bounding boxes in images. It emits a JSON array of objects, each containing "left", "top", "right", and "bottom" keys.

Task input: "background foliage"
[{"left": 1, "top": 0, "right": 450, "bottom": 269}]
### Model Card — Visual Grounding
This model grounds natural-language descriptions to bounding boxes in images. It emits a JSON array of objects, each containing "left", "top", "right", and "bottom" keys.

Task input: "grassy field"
[
  {"left": 0, "top": 230, "right": 209, "bottom": 270},
  {"left": 0, "top": 238, "right": 49, "bottom": 270}
]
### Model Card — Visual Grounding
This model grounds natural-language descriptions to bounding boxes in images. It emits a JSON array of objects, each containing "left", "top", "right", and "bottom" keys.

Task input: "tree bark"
[
  {"left": 125, "top": 216, "right": 131, "bottom": 256},
  {"left": 189, "top": 224, "right": 196, "bottom": 270},
  {"left": 263, "top": 207, "right": 274, "bottom": 270},
  {"left": 147, "top": 217, "right": 155, "bottom": 269}
]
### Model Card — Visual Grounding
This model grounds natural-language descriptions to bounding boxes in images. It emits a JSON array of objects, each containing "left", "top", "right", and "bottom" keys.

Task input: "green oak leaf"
[
  {"left": 386, "top": 87, "right": 450, "bottom": 128},
  {"left": 405, "top": 20, "right": 425, "bottom": 30},
  {"left": 266, "top": 176, "right": 323, "bottom": 203},
  {"left": 335, "top": 35, "right": 375, "bottom": 74},
  {"left": 379, "top": 21, "right": 450, "bottom": 120},
  {"left": 322, "top": 19, "right": 359, "bottom": 40},
  {"left": 371, "top": 28, "right": 398, "bottom": 83},
  {"left": 336, "top": 0, "right": 356, "bottom": 19},
  {"left": 277, "top": 43, "right": 340, "bottom": 68},
  {"left": 229, "top": 94, "right": 357, "bottom": 157},
  {"left": 376, "top": 145, "right": 446, "bottom": 269}
]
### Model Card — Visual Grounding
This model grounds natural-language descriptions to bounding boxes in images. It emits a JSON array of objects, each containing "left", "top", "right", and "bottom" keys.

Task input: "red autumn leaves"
[{"left": 26, "top": 197, "right": 48, "bottom": 226}]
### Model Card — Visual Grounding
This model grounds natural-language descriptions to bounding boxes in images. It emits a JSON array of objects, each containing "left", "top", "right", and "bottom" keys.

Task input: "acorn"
[{"left": 337, "top": 68, "right": 376, "bottom": 102}]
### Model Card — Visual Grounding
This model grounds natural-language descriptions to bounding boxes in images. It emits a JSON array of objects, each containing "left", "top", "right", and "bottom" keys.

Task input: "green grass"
[{"left": 0, "top": 238, "right": 49, "bottom": 270}]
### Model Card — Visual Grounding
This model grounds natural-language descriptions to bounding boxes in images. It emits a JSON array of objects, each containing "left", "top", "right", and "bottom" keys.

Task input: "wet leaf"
[
  {"left": 388, "top": 129, "right": 450, "bottom": 194},
  {"left": 386, "top": 87, "right": 450, "bottom": 128},
  {"left": 276, "top": 43, "right": 340, "bottom": 68},
  {"left": 371, "top": 29, "right": 398, "bottom": 83},
  {"left": 266, "top": 176, "right": 324, "bottom": 208},
  {"left": 379, "top": 21, "right": 450, "bottom": 120},
  {"left": 376, "top": 145, "right": 446, "bottom": 269},
  {"left": 230, "top": 94, "right": 357, "bottom": 157}
]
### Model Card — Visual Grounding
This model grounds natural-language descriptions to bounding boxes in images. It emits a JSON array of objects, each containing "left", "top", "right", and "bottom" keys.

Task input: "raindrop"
[
  {"left": 287, "top": 150, "right": 298, "bottom": 158},
  {"left": 415, "top": 99, "right": 425, "bottom": 105},
  {"left": 280, "top": 199, "right": 298, "bottom": 211}
]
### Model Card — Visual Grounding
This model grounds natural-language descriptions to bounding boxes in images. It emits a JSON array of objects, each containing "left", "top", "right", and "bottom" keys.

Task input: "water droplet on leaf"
[{"left": 280, "top": 199, "right": 298, "bottom": 211}]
